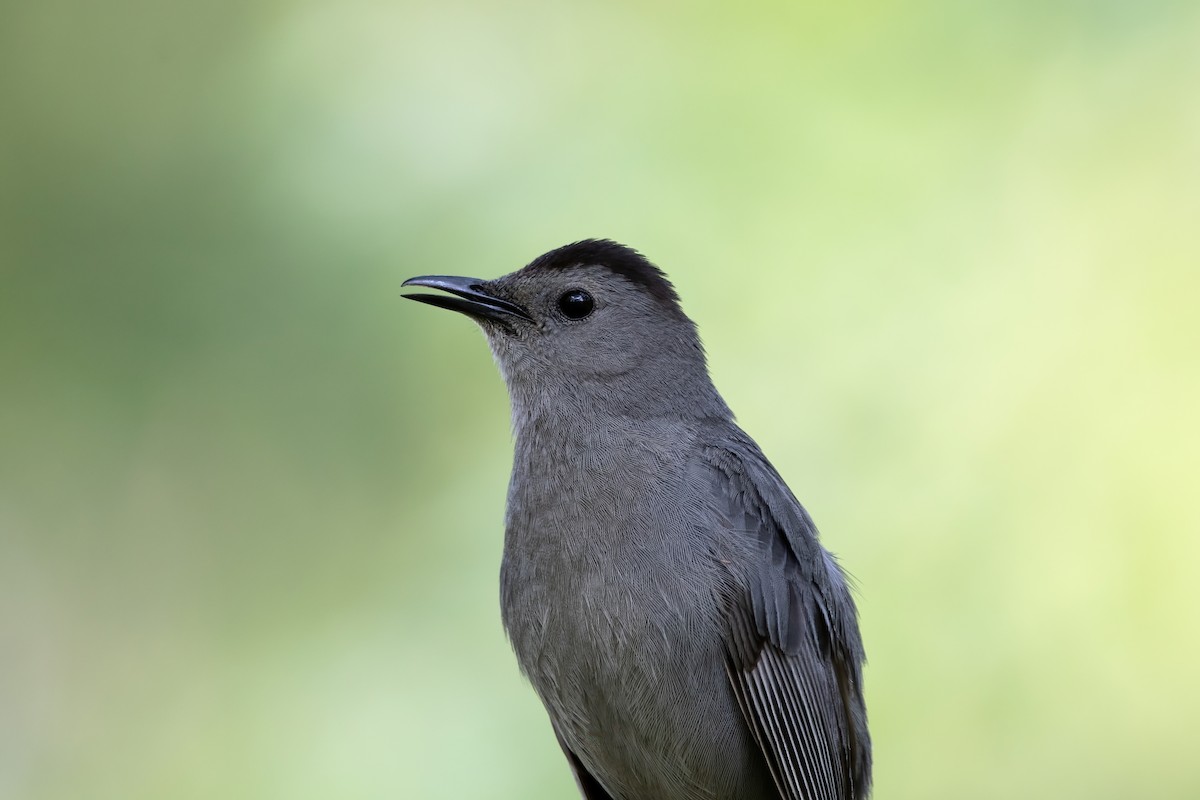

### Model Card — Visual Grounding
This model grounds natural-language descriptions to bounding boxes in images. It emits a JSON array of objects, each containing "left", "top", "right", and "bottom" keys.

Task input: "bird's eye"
[{"left": 557, "top": 289, "right": 594, "bottom": 320}]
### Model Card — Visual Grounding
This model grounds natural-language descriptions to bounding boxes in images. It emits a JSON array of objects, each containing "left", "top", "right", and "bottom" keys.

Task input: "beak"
[{"left": 401, "top": 275, "right": 533, "bottom": 323}]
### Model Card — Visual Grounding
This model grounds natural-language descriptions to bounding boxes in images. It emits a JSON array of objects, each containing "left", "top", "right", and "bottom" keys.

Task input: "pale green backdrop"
[{"left": 2, "top": 2, "right": 1198, "bottom": 799}]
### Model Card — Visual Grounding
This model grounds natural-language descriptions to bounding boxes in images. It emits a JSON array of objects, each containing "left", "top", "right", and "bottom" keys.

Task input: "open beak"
[{"left": 401, "top": 275, "right": 533, "bottom": 324}]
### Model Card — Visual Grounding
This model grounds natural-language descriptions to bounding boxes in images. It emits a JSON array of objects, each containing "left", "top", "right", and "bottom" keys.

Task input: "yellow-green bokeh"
[{"left": 2, "top": 2, "right": 1198, "bottom": 798}]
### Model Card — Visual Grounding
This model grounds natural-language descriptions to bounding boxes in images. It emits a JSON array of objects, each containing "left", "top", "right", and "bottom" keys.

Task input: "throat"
[{"left": 505, "top": 378, "right": 731, "bottom": 442}]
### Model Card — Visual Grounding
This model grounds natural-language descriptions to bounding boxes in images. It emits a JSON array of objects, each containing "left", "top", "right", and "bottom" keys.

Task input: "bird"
[{"left": 402, "top": 239, "right": 870, "bottom": 800}]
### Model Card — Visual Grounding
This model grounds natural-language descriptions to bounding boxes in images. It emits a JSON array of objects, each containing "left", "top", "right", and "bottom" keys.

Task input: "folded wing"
[{"left": 704, "top": 437, "right": 871, "bottom": 800}]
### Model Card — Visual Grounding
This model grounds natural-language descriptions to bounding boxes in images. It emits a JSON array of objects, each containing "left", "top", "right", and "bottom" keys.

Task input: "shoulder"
[
  {"left": 690, "top": 422, "right": 862, "bottom": 651},
  {"left": 692, "top": 423, "right": 826, "bottom": 568}
]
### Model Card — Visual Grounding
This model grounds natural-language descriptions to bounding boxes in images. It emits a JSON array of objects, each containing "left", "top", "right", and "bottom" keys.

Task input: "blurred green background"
[{"left": 2, "top": 1, "right": 1198, "bottom": 798}]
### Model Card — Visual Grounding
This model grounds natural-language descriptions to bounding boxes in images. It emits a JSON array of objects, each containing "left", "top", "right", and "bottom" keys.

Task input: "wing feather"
[{"left": 705, "top": 437, "right": 871, "bottom": 800}]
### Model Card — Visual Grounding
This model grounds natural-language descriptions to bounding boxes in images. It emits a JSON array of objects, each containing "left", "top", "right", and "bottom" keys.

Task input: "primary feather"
[{"left": 707, "top": 433, "right": 871, "bottom": 800}]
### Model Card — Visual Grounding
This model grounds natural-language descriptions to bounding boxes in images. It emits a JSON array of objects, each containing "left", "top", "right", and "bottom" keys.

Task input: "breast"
[
  {"left": 498, "top": 434, "right": 767, "bottom": 797},
  {"left": 506, "top": 540, "right": 759, "bottom": 799},
  {"left": 500, "top": 506, "right": 721, "bottom": 685}
]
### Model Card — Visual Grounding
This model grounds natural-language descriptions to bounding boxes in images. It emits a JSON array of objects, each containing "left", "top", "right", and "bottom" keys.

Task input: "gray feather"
[
  {"left": 404, "top": 240, "right": 872, "bottom": 800},
  {"left": 706, "top": 434, "right": 871, "bottom": 800}
]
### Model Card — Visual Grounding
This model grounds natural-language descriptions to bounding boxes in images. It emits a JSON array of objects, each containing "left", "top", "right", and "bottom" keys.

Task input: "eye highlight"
[{"left": 557, "top": 289, "right": 594, "bottom": 320}]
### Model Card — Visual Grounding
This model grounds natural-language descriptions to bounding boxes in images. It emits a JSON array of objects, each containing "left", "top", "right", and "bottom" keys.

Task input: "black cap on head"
[{"left": 526, "top": 239, "right": 682, "bottom": 312}]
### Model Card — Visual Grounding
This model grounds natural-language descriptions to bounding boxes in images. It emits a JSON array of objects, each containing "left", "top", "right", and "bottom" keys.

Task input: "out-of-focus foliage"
[{"left": 2, "top": 2, "right": 1197, "bottom": 798}]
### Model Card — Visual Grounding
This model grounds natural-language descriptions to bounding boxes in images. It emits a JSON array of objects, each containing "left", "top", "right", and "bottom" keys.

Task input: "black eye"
[{"left": 557, "top": 289, "right": 594, "bottom": 320}]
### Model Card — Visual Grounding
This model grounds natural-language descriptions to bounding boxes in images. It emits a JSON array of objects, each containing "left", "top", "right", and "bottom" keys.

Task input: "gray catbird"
[{"left": 403, "top": 240, "right": 870, "bottom": 800}]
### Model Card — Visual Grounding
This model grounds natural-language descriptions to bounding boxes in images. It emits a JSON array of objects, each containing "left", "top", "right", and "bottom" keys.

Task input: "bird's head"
[{"left": 403, "top": 239, "right": 728, "bottom": 420}]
